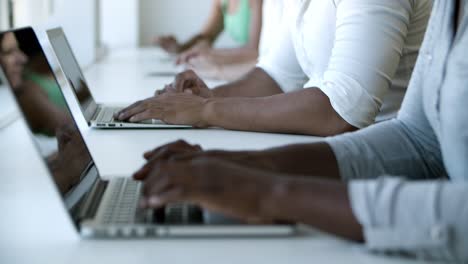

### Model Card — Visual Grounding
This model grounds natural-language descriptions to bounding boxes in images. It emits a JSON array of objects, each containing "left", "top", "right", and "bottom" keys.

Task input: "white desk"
[
  {"left": 0, "top": 48, "right": 432, "bottom": 264},
  {"left": 81, "top": 48, "right": 322, "bottom": 178}
]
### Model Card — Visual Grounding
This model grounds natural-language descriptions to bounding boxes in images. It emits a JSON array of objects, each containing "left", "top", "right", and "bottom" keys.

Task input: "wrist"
[{"left": 200, "top": 97, "right": 217, "bottom": 127}]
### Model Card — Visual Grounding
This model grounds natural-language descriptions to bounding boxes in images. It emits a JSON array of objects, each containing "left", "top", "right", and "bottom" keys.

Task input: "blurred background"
[{"left": 0, "top": 0, "right": 237, "bottom": 67}]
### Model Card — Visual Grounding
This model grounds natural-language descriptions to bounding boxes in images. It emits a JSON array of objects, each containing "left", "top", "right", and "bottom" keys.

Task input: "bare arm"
[
  {"left": 142, "top": 140, "right": 341, "bottom": 180},
  {"left": 118, "top": 71, "right": 356, "bottom": 136},
  {"left": 135, "top": 147, "right": 363, "bottom": 241},
  {"left": 206, "top": 0, "right": 263, "bottom": 64},
  {"left": 204, "top": 87, "right": 357, "bottom": 136},
  {"left": 212, "top": 67, "right": 283, "bottom": 97},
  {"left": 179, "top": 0, "right": 225, "bottom": 51},
  {"left": 266, "top": 176, "right": 363, "bottom": 241}
]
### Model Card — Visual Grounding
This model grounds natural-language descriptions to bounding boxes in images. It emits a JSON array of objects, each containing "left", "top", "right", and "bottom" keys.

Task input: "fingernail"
[
  {"left": 118, "top": 113, "right": 124, "bottom": 120},
  {"left": 129, "top": 117, "right": 135, "bottom": 122}
]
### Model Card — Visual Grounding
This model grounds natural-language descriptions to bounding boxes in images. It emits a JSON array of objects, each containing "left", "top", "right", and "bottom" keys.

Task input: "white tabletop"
[
  {"left": 0, "top": 48, "right": 431, "bottom": 264},
  {"left": 80, "top": 48, "right": 322, "bottom": 178}
]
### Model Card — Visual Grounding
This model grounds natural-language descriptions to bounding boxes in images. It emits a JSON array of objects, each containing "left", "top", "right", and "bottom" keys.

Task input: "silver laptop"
[
  {"left": 46, "top": 27, "right": 189, "bottom": 129},
  {"left": 0, "top": 27, "right": 295, "bottom": 238}
]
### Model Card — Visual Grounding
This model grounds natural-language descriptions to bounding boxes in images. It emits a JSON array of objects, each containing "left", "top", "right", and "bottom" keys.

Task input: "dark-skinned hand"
[
  {"left": 155, "top": 70, "right": 213, "bottom": 98},
  {"left": 133, "top": 141, "right": 281, "bottom": 222},
  {"left": 115, "top": 92, "right": 209, "bottom": 127}
]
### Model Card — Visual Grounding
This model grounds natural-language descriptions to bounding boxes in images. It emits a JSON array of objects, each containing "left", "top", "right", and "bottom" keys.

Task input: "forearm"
[
  {"left": 199, "top": 142, "right": 340, "bottom": 179},
  {"left": 204, "top": 87, "right": 356, "bottom": 136},
  {"left": 182, "top": 0, "right": 223, "bottom": 52},
  {"left": 262, "top": 176, "right": 363, "bottom": 241},
  {"left": 212, "top": 68, "right": 283, "bottom": 97}
]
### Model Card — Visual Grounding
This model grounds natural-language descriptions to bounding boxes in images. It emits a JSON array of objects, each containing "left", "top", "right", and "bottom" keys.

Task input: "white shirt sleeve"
[
  {"left": 349, "top": 178, "right": 468, "bottom": 262},
  {"left": 320, "top": 0, "right": 416, "bottom": 128},
  {"left": 257, "top": 12, "right": 308, "bottom": 92}
]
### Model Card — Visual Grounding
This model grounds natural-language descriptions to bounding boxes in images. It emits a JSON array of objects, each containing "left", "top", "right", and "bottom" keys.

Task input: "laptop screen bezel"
[
  {"left": 0, "top": 27, "right": 101, "bottom": 225},
  {"left": 46, "top": 27, "right": 98, "bottom": 124}
]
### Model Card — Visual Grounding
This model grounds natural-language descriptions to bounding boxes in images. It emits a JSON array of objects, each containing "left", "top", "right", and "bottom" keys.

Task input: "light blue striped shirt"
[{"left": 327, "top": 0, "right": 468, "bottom": 262}]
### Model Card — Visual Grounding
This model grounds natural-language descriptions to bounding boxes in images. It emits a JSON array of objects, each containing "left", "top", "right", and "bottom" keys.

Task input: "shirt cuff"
[
  {"left": 319, "top": 71, "right": 382, "bottom": 128},
  {"left": 348, "top": 178, "right": 456, "bottom": 260}
]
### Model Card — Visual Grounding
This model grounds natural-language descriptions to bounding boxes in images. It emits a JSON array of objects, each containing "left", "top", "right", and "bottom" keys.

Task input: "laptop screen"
[
  {"left": 0, "top": 28, "right": 96, "bottom": 207},
  {"left": 47, "top": 28, "right": 97, "bottom": 123}
]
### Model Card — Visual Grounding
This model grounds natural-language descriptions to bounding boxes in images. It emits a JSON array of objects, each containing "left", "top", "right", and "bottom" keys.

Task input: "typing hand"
[
  {"left": 139, "top": 140, "right": 276, "bottom": 173},
  {"left": 114, "top": 93, "right": 209, "bottom": 127},
  {"left": 155, "top": 70, "right": 213, "bottom": 98},
  {"left": 133, "top": 149, "right": 278, "bottom": 222},
  {"left": 153, "top": 35, "right": 181, "bottom": 54}
]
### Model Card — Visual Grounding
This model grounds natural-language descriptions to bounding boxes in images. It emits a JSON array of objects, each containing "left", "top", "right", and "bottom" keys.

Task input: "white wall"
[
  {"left": 0, "top": 0, "right": 10, "bottom": 30},
  {"left": 100, "top": 0, "right": 138, "bottom": 49},
  {"left": 3, "top": 0, "right": 96, "bottom": 67},
  {"left": 139, "top": 0, "right": 236, "bottom": 48},
  {"left": 12, "top": 0, "right": 53, "bottom": 28},
  {"left": 45, "top": 0, "right": 97, "bottom": 67}
]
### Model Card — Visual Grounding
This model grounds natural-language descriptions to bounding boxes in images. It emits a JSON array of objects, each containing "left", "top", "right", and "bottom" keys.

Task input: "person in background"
[
  {"left": 154, "top": 0, "right": 263, "bottom": 81},
  {"left": 184, "top": 0, "right": 284, "bottom": 81},
  {"left": 0, "top": 33, "right": 28, "bottom": 91},
  {"left": 131, "top": 0, "right": 468, "bottom": 261},
  {"left": 118, "top": 0, "right": 432, "bottom": 137}
]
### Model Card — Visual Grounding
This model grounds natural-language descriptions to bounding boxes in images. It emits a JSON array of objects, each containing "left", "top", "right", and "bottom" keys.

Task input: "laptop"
[
  {"left": 46, "top": 27, "right": 189, "bottom": 129},
  {"left": 0, "top": 27, "right": 295, "bottom": 238}
]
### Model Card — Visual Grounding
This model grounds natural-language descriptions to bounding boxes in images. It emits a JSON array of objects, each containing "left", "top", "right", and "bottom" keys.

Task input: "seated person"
[
  {"left": 155, "top": 0, "right": 263, "bottom": 81},
  {"left": 185, "top": 0, "right": 284, "bottom": 81},
  {"left": 131, "top": 0, "right": 468, "bottom": 261},
  {"left": 118, "top": 0, "right": 433, "bottom": 136}
]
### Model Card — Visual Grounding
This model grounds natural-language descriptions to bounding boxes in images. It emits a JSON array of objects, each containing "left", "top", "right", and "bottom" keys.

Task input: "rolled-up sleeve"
[
  {"left": 349, "top": 178, "right": 468, "bottom": 262},
  {"left": 320, "top": 0, "right": 417, "bottom": 128},
  {"left": 326, "top": 119, "right": 446, "bottom": 181}
]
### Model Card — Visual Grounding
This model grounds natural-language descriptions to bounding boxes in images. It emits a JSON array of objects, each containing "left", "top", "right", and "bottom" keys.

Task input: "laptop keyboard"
[
  {"left": 95, "top": 178, "right": 203, "bottom": 225},
  {"left": 96, "top": 107, "right": 122, "bottom": 123},
  {"left": 97, "top": 178, "right": 141, "bottom": 224},
  {"left": 96, "top": 107, "right": 166, "bottom": 125}
]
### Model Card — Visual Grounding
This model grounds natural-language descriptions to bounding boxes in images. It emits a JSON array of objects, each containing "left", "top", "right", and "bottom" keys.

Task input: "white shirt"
[
  {"left": 257, "top": 0, "right": 433, "bottom": 128},
  {"left": 258, "top": 0, "right": 284, "bottom": 57},
  {"left": 327, "top": 0, "right": 468, "bottom": 261}
]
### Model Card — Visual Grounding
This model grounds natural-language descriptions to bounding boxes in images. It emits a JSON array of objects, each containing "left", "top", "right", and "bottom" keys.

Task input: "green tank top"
[
  {"left": 26, "top": 72, "right": 67, "bottom": 109},
  {"left": 222, "top": 0, "right": 251, "bottom": 45}
]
